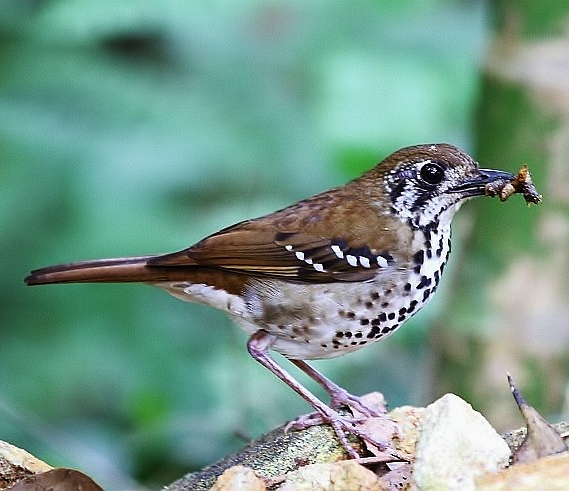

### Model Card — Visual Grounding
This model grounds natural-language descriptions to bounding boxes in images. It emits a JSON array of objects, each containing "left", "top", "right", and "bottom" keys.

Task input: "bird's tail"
[{"left": 25, "top": 256, "right": 189, "bottom": 285}]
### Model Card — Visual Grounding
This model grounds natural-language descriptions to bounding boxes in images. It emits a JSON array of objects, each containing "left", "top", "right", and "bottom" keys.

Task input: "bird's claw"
[
  {"left": 329, "top": 390, "right": 384, "bottom": 418},
  {"left": 285, "top": 405, "right": 402, "bottom": 461}
]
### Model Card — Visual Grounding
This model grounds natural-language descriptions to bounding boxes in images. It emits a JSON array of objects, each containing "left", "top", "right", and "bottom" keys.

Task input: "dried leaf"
[
  {"left": 7, "top": 468, "right": 103, "bottom": 491},
  {"left": 508, "top": 374, "right": 567, "bottom": 464}
]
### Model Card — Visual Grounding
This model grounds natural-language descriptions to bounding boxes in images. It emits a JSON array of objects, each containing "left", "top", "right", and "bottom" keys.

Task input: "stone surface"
[
  {"left": 0, "top": 440, "right": 52, "bottom": 474},
  {"left": 476, "top": 452, "right": 569, "bottom": 491},
  {"left": 210, "top": 465, "right": 266, "bottom": 491},
  {"left": 409, "top": 393, "right": 511, "bottom": 490},
  {"left": 0, "top": 440, "right": 53, "bottom": 489},
  {"left": 388, "top": 405, "right": 425, "bottom": 457},
  {"left": 277, "top": 460, "right": 387, "bottom": 491}
]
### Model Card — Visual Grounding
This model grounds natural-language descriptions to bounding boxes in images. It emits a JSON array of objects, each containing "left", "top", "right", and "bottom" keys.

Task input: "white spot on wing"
[
  {"left": 295, "top": 251, "right": 305, "bottom": 261},
  {"left": 331, "top": 244, "right": 344, "bottom": 259},
  {"left": 313, "top": 263, "right": 325, "bottom": 272},
  {"left": 377, "top": 256, "right": 388, "bottom": 268},
  {"left": 346, "top": 254, "right": 358, "bottom": 267},
  {"left": 359, "top": 256, "right": 371, "bottom": 268},
  {"left": 285, "top": 245, "right": 293, "bottom": 251}
]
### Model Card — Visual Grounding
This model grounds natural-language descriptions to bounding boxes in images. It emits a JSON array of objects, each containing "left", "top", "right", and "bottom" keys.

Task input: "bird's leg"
[
  {"left": 247, "top": 330, "right": 395, "bottom": 459},
  {"left": 289, "top": 359, "right": 382, "bottom": 418}
]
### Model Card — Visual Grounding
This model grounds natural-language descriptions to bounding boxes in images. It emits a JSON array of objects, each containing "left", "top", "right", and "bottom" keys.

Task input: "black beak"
[{"left": 451, "top": 168, "right": 515, "bottom": 197}]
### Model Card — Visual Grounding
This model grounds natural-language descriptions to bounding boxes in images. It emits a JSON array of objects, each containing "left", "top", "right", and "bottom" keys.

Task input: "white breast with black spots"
[{"left": 244, "top": 225, "right": 452, "bottom": 360}]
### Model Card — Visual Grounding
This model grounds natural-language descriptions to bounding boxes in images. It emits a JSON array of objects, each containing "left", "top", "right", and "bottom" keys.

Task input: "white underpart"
[
  {"left": 160, "top": 282, "right": 247, "bottom": 318},
  {"left": 418, "top": 198, "right": 464, "bottom": 229},
  {"left": 422, "top": 243, "right": 445, "bottom": 278},
  {"left": 413, "top": 205, "right": 455, "bottom": 279}
]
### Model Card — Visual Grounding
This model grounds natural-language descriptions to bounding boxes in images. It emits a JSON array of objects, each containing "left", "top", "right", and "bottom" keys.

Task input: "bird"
[{"left": 25, "top": 143, "right": 526, "bottom": 459}]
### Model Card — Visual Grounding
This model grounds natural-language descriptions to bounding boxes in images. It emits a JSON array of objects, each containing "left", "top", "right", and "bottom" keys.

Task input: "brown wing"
[{"left": 148, "top": 220, "right": 394, "bottom": 283}]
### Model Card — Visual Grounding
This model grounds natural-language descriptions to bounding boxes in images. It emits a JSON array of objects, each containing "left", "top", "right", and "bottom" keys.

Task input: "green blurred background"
[{"left": 1, "top": 0, "right": 568, "bottom": 488}]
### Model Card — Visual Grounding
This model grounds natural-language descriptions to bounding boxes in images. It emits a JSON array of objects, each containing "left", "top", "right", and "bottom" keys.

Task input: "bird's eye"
[{"left": 420, "top": 162, "right": 444, "bottom": 185}]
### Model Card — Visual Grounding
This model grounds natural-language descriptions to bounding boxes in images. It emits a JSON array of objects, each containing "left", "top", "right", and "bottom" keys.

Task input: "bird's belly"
[
  {"left": 239, "top": 271, "right": 439, "bottom": 360},
  {"left": 160, "top": 260, "right": 441, "bottom": 360}
]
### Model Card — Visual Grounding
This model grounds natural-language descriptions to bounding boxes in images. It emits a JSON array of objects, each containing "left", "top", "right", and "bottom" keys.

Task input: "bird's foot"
[
  {"left": 287, "top": 390, "right": 386, "bottom": 429},
  {"left": 285, "top": 394, "right": 401, "bottom": 461},
  {"left": 329, "top": 389, "right": 386, "bottom": 418},
  {"left": 247, "top": 336, "right": 402, "bottom": 460}
]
